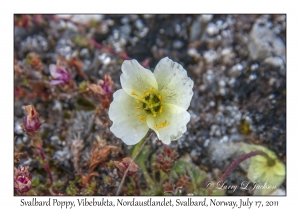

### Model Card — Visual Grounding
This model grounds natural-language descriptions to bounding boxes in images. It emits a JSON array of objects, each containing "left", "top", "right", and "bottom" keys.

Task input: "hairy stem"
[
  {"left": 29, "top": 132, "right": 53, "bottom": 185},
  {"left": 220, "top": 150, "right": 269, "bottom": 182},
  {"left": 133, "top": 175, "right": 140, "bottom": 196},
  {"left": 36, "top": 145, "right": 53, "bottom": 185},
  {"left": 116, "top": 131, "right": 152, "bottom": 196},
  {"left": 140, "top": 162, "right": 155, "bottom": 188}
]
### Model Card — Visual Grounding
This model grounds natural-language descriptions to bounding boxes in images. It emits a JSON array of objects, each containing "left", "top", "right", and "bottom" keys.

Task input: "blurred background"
[{"left": 14, "top": 14, "right": 286, "bottom": 196}]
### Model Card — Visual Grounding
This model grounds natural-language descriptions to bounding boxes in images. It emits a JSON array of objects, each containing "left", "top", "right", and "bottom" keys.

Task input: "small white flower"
[{"left": 108, "top": 57, "right": 194, "bottom": 145}]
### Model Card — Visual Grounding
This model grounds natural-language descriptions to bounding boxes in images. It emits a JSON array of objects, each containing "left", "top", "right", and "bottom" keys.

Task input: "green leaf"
[
  {"left": 32, "top": 177, "right": 40, "bottom": 187},
  {"left": 171, "top": 159, "right": 186, "bottom": 178},
  {"left": 171, "top": 158, "right": 207, "bottom": 191},
  {"left": 134, "top": 145, "right": 154, "bottom": 188},
  {"left": 188, "top": 165, "right": 207, "bottom": 190},
  {"left": 193, "top": 188, "right": 208, "bottom": 196},
  {"left": 211, "top": 188, "right": 225, "bottom": 196}
]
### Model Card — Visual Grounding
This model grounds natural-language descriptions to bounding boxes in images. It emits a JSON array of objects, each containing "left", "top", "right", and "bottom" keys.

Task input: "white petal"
[
  {"left": 50, "top": 80, "right": 64, "bottom": 86},
  {"left": 108, "top": 89, "right": 149, "bottom": 145},
  {"left": 120, "top": 60, "right": 158, "bottom": 96},
  {"left": 146, "top": 103, "right": 190, "bottom": 144},
  {"left": 154, "top": 57, "right": 194, "bottom": 110},
  {"left": 49, "top": 64, "right": 61, "bottom": 78}
]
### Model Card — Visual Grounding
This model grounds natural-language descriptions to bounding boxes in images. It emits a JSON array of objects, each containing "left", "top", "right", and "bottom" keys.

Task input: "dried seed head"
[
  {"left": 114, "top": 157, "right": 139, "bottom": 177},
  {"left": 14, "top": 166, "right": 32, "bottom": 194}
]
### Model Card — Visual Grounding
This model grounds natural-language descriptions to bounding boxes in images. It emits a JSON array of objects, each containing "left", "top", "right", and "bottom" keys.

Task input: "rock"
[
  {"left": 199, "top": 14, "right": 214, "bottom": 23},
  {"left": 173, "top": 40, "right": 184, "bottom": 49},
  {"left": 134, "top": 19, "right": 144, "bottom": 30},
  {"left": 56, "top": 15, "right": 104, "bottom": 25},
  {"left": 248, "top": 21, "right": 286, "bottom": 62},
  {"left": 250, "top": 63, "right": 259, "bottom": 71},
  {"left": 187, "top": 48, "right": 201, "bottom": 59},
  {"left": 221, "top": 47, "right": 235, "bottom": 65},
  {"left": 14, "top": 26, "right": 27, "bottom": 41},
  {"left": 204, "top": 50, "right": 218, "bottom": 63},
  {"left": 264, "top": 56, "right": 284, "bottom": 69},
  {"left": 208, "top": 139, "right": 244, "bottom": 168},
  {"left": 189, "top": 16, "right": 202, "bottom": 42},
  {"left": 230, "top": 63, "right": 243, "bottom": 77},
  {"left": 121, "top": 16, "right": 129, "bottom": 24},
  {"left": 206, "top": 23, "right": 219, "bottom": 36},
  {"left": 20, "top": 35, "right": 49, "bottom": 55}
]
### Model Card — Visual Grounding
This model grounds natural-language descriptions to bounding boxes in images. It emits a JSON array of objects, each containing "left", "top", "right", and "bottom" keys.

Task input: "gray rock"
[
  {"left": 248, "top": 21, "right": 286, "bottom": 62},
  {"left": 264, "top": 56, "right": 285, "bottom": 69},
  {"left": 189, "top": 17, "right": 202, "bottom": 42},
  {"left": 208, "top": 139, "right": 244, "bottom": 168},
  {"left": 199, "top": 14, "right": 214, "bottom": 23},
  {"left": 187, "top": 48, "right": 201, "bottom": 59},
  {"left": 14, "top": 26, "right": 27, "bottom": 41},
  {"left": 173, "top": 40, "right": 184, "bottom": 49},
  {"left": 230, "top": 63, "right": 243, "bottom": 77},
  {"left": 134, "top": 19, "right": 144, "bottom": 30},
  {"left": 204, "top": 50, "right": 218, "bottom": 63},
  {"left": 206, "top": 23, "right": 219, "bottom": 36}
]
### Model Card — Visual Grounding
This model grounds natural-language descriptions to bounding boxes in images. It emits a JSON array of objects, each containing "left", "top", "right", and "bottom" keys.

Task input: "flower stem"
[
  {"left": 220, "top": 150, "right": 269, "bottom": 182},
  {"left": 29, "top": 133, "right": 53, "bottom": 185},
  {"left": 36, "top": 145, "right": 53, "bottom": 185},
  {"left": 132, "top": 176, "right": 140, "bottom": 195},
  {"left": 116, "top": 131, "right": 152, "bottom": 196}
]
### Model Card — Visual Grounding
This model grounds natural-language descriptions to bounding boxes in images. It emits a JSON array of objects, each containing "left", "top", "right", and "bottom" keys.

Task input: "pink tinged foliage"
[
  {"left": 114, "top": 157, "right": 139, "bottom": 177},
  {"left": 23, "top": 105, "right": 42, "bottom": 133},
  {"left": 14, "top": 166, "right": 32, "bottom": 194},
  {"left": 49, "top": 64, "right": 71, "bottom": 85},
  {"left": 88, "top": 74, "right": 114, "bottom": 99},
  {"left": 88, "top": 74, "right": 114, "bottom": 108}
]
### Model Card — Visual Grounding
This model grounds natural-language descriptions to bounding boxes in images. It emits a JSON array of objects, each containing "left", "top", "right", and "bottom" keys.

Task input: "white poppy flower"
[{"left": 108, "top": 57, "right": 194, "bottom": 145}]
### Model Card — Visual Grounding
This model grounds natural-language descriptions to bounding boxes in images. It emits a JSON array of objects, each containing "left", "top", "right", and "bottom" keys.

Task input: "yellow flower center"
[{"left": 131, "top": 88, "right": 168, "bottom": 130}]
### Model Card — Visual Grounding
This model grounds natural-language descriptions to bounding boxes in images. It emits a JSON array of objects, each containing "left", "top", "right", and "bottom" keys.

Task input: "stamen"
[
  {"left": 159, "top": 106, "right": 163, "bottom": 113},
  {"left": 139, "top": 116, "right": 146, "bottom": 123},
  {"left": 134, "top": 87, "right": 163, "bottom": 121},
  {"left": 154, "top": 121, "right": 169, "bottom": 130}
]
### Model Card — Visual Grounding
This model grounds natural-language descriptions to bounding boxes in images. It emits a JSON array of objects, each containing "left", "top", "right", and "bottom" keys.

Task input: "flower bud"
[
  {"left": 99, "top": 74, "right": 114, "bottom": 97},
  {"left": 14, "top": 166, "right": 32, "bottom": 194},
  {"left": 114, "top": 157, "right": 139, "bottom": 177},
  {"left": 49, "top": 64, "right": 71, "bottom": 85},
  {"left": 23, "top": 105, "right": 41, "bottom": 133}
]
